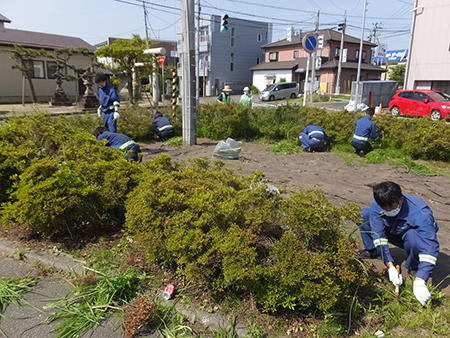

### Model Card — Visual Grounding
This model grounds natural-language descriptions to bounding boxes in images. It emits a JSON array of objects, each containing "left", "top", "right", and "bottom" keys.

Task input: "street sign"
[
  {"left": 315, "top": 57, "right": 322, "bottom": 69},
  {"left": 302, "top": 33, "right": 318, "bottom": 54},
  {"left": 157, "top": 56, "right": 166, "bottom": 67},
  {"left": 317, "top": 35, "right": 324, "bottom": 49},
  {"left": 343, "top": 49, "right": 348, "bottom": 62}
]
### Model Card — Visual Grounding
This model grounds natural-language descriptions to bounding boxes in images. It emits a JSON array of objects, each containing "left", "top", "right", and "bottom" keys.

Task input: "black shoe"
[
  {"left": 303, "top": 147, "right": 311, "bottom": 153},
  {"left": 358, "top": 150, "right": 365, "bottom": 158},
  {"left": 357, "top": 249, "right": 379, "bottom": 259}
]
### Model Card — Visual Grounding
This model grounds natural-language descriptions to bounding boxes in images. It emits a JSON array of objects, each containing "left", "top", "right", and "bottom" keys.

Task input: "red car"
[{"left": 389, "top": 89, "right": 450, "bottom": 121}]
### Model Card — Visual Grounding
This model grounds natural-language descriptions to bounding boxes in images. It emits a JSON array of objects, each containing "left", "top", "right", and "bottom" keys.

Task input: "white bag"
[{"left": 213, "top": 138, "right": 242, "bottom": 159}]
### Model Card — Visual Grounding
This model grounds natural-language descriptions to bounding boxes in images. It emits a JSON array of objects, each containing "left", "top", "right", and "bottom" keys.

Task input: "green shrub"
[
  {"left": 1, "top": 132, "right": 141, "bottom": 237},
  {"left": 125, "top": 155, "right": 368, "bottom": 313}
]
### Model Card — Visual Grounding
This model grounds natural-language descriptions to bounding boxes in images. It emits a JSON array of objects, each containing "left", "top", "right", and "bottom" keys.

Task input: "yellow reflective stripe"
[
  {"left": 353, "top": 134, "right": 369, "bottom": 142},
  {"left": 419, "top": 254, "right": 437, "bottom": 265},
  {"left": 373, "top": 238, "right": 388, "bottom": 247},
  {"left": 309, "top": 130, "right": 324, "bottom": 136},
  {"left": 119, "top": 140, "right": 136, "bottom": 150},
  {"left": 113, "top": 101, "right": 120, "bottom": 106},
  {"left": 158, "top": 125, "right": 173, "bottom": 131}
]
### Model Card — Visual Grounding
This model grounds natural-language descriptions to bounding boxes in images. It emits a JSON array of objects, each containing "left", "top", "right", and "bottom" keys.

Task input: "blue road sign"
[{"left": 302, "top": 33, "right": 318, "bottom": 54}]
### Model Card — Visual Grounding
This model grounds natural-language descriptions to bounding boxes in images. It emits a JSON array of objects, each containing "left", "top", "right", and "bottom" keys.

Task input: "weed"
[
  {"left": 44, "top": 267, "right": 144, "bottom": 338},
  {"left": 164, "top": 136, "right": 184, "bottom": 147},
  {"left": 265, "top": 140, "right": 302, "bottom": 154}
]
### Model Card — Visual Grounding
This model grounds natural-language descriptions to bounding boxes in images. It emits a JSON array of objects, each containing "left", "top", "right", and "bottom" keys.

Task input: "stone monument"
[
  {"left": 77, "top": 67, "right": 100, "bottom": 110},
  {"left": 50, "top": 70, "right": 71, "bottom": 106}
]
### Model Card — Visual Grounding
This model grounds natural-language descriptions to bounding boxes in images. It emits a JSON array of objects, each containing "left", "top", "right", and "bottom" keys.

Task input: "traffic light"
[
  {"left": 338, "top": 22, "right": 346, "bottom": 31},
  {"left": 172, "top": 70, "right": 178, "bottom": 111},
  {"left": 220, "top": 14, "right": 229, "bottom": 32}
]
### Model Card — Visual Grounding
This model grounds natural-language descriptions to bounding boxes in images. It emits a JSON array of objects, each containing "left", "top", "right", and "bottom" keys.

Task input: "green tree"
[
  {"left": 7, "top": 44, "right": 49, "bottom": 103},
  {"left": 389, "top": 64, "right": 406, "bottom": 87},
  {"left": 95, "top": 35, "right": 155, "bottom": 104}
]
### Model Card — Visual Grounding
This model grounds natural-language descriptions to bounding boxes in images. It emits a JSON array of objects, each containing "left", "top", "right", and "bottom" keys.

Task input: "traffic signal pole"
[{"left": 181, "top": 0, "right": 197, "bottom": 145}]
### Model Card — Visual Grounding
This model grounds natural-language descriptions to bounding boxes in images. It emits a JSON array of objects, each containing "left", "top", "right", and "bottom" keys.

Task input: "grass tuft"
[{"left": 266, "top": 140, "right": 302, "bottom": 154}]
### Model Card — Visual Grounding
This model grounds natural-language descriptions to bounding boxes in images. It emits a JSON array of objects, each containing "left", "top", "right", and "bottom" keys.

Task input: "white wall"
[
  {"left": 406, "top": 0, "right": 450, "bottom": 89},
  {"left": 252, "top": 69, "right": 293, "bottom": 91}
]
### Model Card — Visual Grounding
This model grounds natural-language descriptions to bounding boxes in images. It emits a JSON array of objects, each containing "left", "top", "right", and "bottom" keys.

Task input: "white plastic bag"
[
  {"left": 344, "top": 101, "right": 355, "bottom": 111},
  {"left": 357, "top": 103, "right": 369, "bottom": 111},
  {"left": 213, "top": 138, "right": 242, "bottom": 159}
]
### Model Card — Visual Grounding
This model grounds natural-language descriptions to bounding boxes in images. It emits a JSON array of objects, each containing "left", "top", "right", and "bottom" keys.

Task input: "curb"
[{"left": 0, "top": 237, "right": 85, "bottom": 275}]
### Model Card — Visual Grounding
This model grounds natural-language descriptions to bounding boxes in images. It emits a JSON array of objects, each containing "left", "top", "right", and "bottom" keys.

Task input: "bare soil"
[{"left": 140, "top": 139, "right": 450, "bottom": 294}]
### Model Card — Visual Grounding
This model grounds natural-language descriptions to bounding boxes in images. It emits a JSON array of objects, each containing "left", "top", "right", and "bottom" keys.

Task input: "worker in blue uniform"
[
  {"left": 352, "top": 107, "right": 377, "bottom": 157},
  {"left": 359, "top": 181, "right": 439, "bottom": 306},
  {"left": 93, "top": 127, "right": 142, "bottom": 162},
  {"left": 152, "top": 111, "right": 176, "bottom": 141},
  {"left": 95, "top": 73, "right": 120, "bottom": 133},
  {"left": 299, "top": 122, "right": 328, "bottom": 152}
]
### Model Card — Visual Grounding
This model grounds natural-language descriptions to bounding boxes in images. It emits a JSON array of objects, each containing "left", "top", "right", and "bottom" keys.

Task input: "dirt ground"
[{"left": 140, "top": 139, "right": 450, "bottom": 294}]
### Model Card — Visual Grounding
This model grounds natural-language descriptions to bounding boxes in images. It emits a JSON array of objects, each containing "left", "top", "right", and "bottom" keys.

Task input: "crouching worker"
[
  {"left": 93, "top": 127, "right": 142, "bottom": 162},
  {"left": 359, "top": 181, "right": 439, "bottom": 306},
  {"left": 299, "top": 122, "right": 327, "bottom": 152},
  {"left": 152, "top": 111, "right": 175, "bottom": 141}
]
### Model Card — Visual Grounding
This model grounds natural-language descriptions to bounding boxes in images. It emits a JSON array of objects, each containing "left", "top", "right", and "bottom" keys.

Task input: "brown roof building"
[{"left": 251, "top": 28, "right": 385, "bottom": 94}]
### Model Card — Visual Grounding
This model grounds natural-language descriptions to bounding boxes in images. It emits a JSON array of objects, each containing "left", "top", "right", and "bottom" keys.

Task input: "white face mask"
[{"left": 384, "top": 206, "right": 401, "bottom": 217}]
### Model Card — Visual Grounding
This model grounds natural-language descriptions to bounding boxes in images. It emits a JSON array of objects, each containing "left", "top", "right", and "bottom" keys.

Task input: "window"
[
  {"left": 269, "top": 52, "right": 278, "bottom": 61},
  {"left": 256, "top": 57, "right": 260, "bottom": 65},
  {"left": 413, "top": 92, "right": 430, "bottom": 102},
  {"left": 199, "top": 26, "right": 209, "bottom": 36},
  {"left": 46, "top": 61, "right": 58, "bottom": 79},
  {"left": 257, "top": 33, "right": 262, "bottom": 42},
  {"left": 362, "top": 50, "right": 367, "bottom": 60},
  {"left": 335, "top": 48, "right": 340, "bottom": 58},
  {"left": 356, "top": 50, "right": 359, "bottom": 60},
  {"left": 293, "top": 50, "right": 299, "bottom": 58},
  {"left": 399, "top": 91, "right": 414, "bottom": 99},
  {"left": 25, "top": 60, "right": 45, "bottom": 78},
  {"left": 230, "top": 53, "right": 234, "bottom": 72}
]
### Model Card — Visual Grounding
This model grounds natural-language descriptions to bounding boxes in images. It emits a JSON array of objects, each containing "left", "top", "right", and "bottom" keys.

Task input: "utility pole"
[
  {"left": 355, "top": 0, "right": 368, "bottom": 105},
  {"left": 143, "top": 2, "right": 149, "bottom": 42},
  {"left": 335, "top": 12, "right": 346, "bottom": 95},
  {"left": 181, "top": 0, "right": 197, "bottom": 145},
  {"left": 195, "top": 0, "right": 200, "bottom": 105},
  {"left": 310, "top": 11, "right": 319, "bottom": 103}
]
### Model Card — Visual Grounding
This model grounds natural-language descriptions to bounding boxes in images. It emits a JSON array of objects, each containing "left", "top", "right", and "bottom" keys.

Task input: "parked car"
[
  {"left": 259, "top": 82, "right": 298, "bottom": 101},
  {"left": 389, "top": 89, "right": 450, "bottom": 121}
]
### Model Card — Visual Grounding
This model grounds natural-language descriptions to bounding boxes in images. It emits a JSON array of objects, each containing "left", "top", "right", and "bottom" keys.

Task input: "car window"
[
  {"left": 279, "top": 84, "right": 287, "bottom": 90},
  {"left": 288, "top": 83, "right": 296, "bottom": 89},
  {"left": 266, "top": 84, "right": 276, "bottom": 91},
  {"left": 399, "top": 91, "right": 414, "bottom": 99},
  {"left": 428, "top": 91, "right": 450, "bottom": 102},
  {"left": 413, "top": 92, "right": 429, "bottom": 101}
]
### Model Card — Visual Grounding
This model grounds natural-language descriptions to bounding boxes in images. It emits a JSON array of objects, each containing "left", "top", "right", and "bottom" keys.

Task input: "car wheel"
[
  {"left": 391, "top": 106, "right": 400, "bottom": 116},
  {"left": 290, "top": 93, "right": 297, "bottom": 99},
  {"left": 430, "top": 109, "right": 442, "bottom": 121},
  {"left": 269, "top": 95, "right": 275, "bottom": 101}
]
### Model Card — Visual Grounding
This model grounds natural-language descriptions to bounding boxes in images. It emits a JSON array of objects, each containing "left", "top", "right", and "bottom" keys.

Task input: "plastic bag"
[
  {"left": 344, "top": 101, "right": 355, "bottom": 111},
  {"left": 213, "top": 138, "right": 242, "bottom": 159},
  {"left": 357, "top": 103, "right": 369, "bottom": 111}
]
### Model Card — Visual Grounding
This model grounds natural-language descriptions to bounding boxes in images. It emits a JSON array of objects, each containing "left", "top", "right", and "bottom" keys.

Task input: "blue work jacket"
[
  {"left": 303, "top": 125, "right": 327, "bottom": 140},
  {"left": 99, "top": 84, "right": 120, "bottom": 113},
  {"left": 369, "top": 193, "right": 439, "bottom": 280},
  {"left": 153, "top": 116, "right": 173, "bottom": 131},
  {"left": 353, "top": 115, "right": 377, "bottom": 144},
  {"left": 97, "top": 131, "right": 133, "bottom": 149}
]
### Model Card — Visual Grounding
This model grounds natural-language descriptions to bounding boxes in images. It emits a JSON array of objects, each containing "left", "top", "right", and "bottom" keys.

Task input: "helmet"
[{"left": 243, "top": 86, "right": 250, "bottom": 92}]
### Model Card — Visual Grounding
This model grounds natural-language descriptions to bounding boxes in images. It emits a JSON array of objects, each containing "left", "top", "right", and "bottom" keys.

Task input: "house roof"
[
  {"left": 261, "top": 28, "right": 377, "bottom": 49},
  {"left": 251, "top": 57, "right": 309, "bottom": 71},
  {"left": 320, "top": 59, "right": 387, "bottom": 71},
  {"left": 0, "top": 28, "right": 95, "bottom": 52},
  {"left": 0, "top": 14, "right": 11, "bottom": 23}
]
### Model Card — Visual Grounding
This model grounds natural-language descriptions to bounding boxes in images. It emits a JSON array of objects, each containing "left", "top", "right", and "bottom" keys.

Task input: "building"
[
  {"left": 0, "top": 14, "right": 95, "bottom": 104},
  {"left": 251, "top": 29, "right": 386, "bottom": 94},
  {"left": 404, "top": 0, "right": 450, "bottom": 93},
  {"left": 178, "top": 15, "right": 272, "bottom": 97}
]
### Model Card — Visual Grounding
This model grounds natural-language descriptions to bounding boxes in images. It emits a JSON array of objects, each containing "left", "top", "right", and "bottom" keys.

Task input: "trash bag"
[
  {"left": 344, "top": 101, "right": 356, "bottom": 111},
  {"left": 357, "top": 103, "right": 369, "bottom": 111},
  {"left": 213, "top": 138, "right": 242, "bottom": 159}
]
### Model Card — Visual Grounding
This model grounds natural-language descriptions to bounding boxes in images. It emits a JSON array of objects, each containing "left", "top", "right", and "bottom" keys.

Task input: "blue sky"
[{"left": 2, "top": 0, "right": 413, "bottom": 50}]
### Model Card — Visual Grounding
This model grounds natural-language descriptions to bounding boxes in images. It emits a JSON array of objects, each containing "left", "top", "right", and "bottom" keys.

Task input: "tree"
[
  {"left": 8, "top": 44, "right": 49, "bottom": 103},
  {"left": 389, "top": 64, "right": 406, "bottom": 87},
  {"left": 95, "top": 35, "right": 155, "bottom": 104}
]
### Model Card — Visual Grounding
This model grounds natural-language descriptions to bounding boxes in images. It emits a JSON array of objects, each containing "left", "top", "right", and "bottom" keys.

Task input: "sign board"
[
  {"left": 302, "top": 33, "right": 318, "bottom": 54},
  {"left": 374, "top": 49, "right": 408, "bottom": 63},
  {"left": 157, "top": 56, "right": 166, "bottom": 67},
  {"left": 315, "top": 57, "right": 322, "bottom": 69},
  {"left": 170, "top": 50, "right": 179, "bottom": 58},
  {"left": 342, "top": 48, "right": 348, "bottom": 62},
  {"left": 374, "top": 44, "right": 388, "bottom": 58}
]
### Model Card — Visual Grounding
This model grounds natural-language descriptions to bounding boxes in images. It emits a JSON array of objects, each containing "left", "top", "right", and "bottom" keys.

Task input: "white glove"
[
  {"left": 113, "top": 111, "right": 120, "bottom": 120},
  {"left": 97, "top": 108, "right": 102, "bottom": 117},
  {"left": 414, "top": 280, "right": 431, "bottom": 306},
  {"left": 388, "top": 266, "right": 402, "bottom": 286}
]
